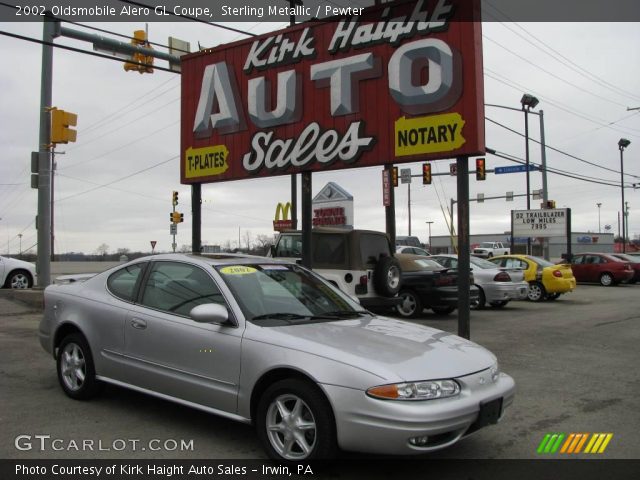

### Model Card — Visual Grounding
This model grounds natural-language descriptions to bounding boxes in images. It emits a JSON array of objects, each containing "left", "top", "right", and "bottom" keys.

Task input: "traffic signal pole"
[{"left": 36, "top": 13, "right": 58, "bottom": 288}]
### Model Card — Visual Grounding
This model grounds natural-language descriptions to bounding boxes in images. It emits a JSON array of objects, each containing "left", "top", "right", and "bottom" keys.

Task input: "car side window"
[
  {"left": 275, "top": 235, "right": 301, "bottom": 257},
  {"left": 107, "top": 264, "right": 145, "bottom": 302},
  {"left": 313, "top": 234, "right": 346, "bottom": 264},
  {"left": 140, "top": 262, "right": 226, "bottom": 317}
]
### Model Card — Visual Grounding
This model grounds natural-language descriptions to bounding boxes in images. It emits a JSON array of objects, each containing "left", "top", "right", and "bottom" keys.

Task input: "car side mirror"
[{"left": 190, "top": 303, "right": 231, "bottom": 325}]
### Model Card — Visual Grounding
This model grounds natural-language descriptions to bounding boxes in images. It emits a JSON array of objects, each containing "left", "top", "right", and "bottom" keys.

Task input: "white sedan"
[
  {"left": 431, "top": 254, "right": 528, "bottom": 308},
  {"left": 0, "top": 255, "right": 36, "bottom": 289}
]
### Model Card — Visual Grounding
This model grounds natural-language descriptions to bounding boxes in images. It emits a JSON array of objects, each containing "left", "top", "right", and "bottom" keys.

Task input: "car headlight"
[
  {"left": 490, "top": 361, "right": 500, "bottom": 383},
  {"left": 366, "top": 379, "right": 460, "bottom": 401}
]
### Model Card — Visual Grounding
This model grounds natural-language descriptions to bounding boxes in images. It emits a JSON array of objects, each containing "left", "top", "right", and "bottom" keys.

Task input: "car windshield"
[{"left": 215, "top": 263, "right": 367, "bottom": 324}]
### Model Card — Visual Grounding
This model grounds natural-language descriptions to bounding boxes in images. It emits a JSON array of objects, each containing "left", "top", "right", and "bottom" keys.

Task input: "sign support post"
[
  {"left": 385, "top": 164, "right": 396, "bottom": 247},
  {"left": 301, "top": 172, "right": 312, "bottom": 268},
  {"left": 192, "top": 184, "right": 201, "bottom": 254},
  {"left": 456, "top": 156, "right": 471, "bottom": 340}
]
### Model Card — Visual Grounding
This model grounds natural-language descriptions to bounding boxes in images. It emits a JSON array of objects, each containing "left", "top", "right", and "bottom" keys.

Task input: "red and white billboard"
[{"left": 180, "top": 0, "right": 484, "bottom": 184}]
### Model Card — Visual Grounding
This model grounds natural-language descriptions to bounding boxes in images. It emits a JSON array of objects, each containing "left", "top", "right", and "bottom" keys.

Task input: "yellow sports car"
[{"left": 489, "top": 255, "right": 576, "bottom": 302}]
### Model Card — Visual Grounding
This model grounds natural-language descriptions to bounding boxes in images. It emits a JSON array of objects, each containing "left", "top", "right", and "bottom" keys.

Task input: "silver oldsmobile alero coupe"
[{"left": 39, "top": 253, "right": 515, "bottom": 460}]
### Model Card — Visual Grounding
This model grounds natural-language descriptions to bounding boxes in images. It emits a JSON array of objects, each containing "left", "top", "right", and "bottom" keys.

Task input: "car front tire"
[
  {"left": 56, "top": 333, "right": 101, "bottom": 400},
  {"left": 257, "top": 379, "right": 336, "bottom": 461},
  {"left": 396, "top": 289, "right": 422, "bottom": 318},
  {"left": 6, "top": 270, "right": 32, "bottom": 289}
]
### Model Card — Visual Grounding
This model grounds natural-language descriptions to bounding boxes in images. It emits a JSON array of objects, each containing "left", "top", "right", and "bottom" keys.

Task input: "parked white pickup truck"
[{"left": 472, "top": 242, "right": 510, "bottom": 258}]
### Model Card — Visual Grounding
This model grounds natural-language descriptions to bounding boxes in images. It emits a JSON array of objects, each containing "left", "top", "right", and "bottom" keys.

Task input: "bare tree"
[
  {"left": 179, "top": 244, "right": 192, "bottom": 253},
  {"left": 116, "top": 247, "right": 130, "bottom": 255},
  {"left": 96, "top": 243, "right": 110, "bottom": 258},
  {"left": 254, "top": 234, "right": 274, "bottom": 255}
]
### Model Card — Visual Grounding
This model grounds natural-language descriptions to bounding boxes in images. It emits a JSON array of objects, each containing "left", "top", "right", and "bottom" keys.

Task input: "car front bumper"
[{"left": 324, "top": 369, "right": 516, "bottom": 455}]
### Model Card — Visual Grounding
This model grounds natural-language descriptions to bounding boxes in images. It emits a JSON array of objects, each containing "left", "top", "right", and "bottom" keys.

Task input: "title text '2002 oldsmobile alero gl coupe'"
[{"left": 39, "top": 254, "right": 515, "bottom": 461}]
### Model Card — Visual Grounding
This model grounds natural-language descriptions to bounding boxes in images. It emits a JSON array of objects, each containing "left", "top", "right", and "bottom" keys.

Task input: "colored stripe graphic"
[
  {"left": 537, "top": 433, "right": 565, "bottom": 454},
  {"left": 539, "top": 433, "right": 613, "bottom": 454}
]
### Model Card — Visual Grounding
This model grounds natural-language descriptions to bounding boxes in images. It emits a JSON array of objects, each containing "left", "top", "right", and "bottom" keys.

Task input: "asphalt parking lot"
[{"left": 0, "top": 284, "right": 638, "bottom": 460}]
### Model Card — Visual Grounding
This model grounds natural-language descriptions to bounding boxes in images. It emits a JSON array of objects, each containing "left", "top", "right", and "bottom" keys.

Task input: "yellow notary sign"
[
  {"left": 395, "top": 113, "right": 466, "bottom": 157},
  {"left": 185, "top": 145, "right": 229, "bottom": 179}
]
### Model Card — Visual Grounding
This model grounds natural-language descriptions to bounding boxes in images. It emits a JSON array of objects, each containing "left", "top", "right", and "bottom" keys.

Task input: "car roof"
[{"left": 137, "top": 253, "right": 291, "bottom": 267}]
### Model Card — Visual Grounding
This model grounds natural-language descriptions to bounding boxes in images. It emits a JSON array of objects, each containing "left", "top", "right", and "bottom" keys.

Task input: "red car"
[
  {"left": 569, "top": 253, "right": 634, "bottom": 286},
  {"left": 612, "top": 253, "right": 640, "bottom": 284}
]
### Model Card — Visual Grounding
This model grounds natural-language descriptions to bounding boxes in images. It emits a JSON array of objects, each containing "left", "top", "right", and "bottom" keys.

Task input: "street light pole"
[
  {"left": 521, "top": 94, "right": 540, "bottom": 255},
  {"left": 426, "top": 221, "right": 434, "bottom": 251},
  {"left": 618, "top": 138, "right": 631, "bottom": 253},
  {"left": 597, "top": 203, "right": 602, "bottom": 233}
]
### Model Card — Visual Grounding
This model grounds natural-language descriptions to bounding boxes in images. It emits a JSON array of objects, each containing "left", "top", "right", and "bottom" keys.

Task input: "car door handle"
[{"left": 130, "top": 318, "right": 147, "bottom": 329}]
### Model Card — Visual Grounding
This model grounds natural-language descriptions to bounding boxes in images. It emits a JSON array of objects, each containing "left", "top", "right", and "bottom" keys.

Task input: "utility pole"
[{"left": 36, "top": 12, "right": 57, "bottom": 288}]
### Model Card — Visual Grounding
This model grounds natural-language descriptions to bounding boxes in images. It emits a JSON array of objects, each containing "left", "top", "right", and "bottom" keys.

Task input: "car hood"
[{"left": 247, "top": 316, "right": 495, "bottom": 382}]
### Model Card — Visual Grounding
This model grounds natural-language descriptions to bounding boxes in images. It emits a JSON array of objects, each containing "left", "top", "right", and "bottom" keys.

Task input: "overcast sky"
[{"left": 1, "top": 4, "right": 639, "bottom": 255}]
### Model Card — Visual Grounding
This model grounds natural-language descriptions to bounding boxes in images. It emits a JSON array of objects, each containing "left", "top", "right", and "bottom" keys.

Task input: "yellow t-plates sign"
[
  {"left": 185, "top": 145, "right": 229, "bottom": 179},
  {"left": 395, "top": 113, "right": 466, "bottom": 157},
  {"left": 220, "top": 266, "right": 257, "bottom": 275}
]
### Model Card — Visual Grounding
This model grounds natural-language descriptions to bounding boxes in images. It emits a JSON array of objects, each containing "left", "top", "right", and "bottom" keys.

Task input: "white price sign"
[{"left": 512, "top": 208, "right": 568, "bottom": 237}]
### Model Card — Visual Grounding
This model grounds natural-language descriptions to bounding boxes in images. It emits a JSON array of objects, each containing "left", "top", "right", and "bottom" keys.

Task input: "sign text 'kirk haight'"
[{"left": 180, "top": 0, "right": 485, "bottom": 184}]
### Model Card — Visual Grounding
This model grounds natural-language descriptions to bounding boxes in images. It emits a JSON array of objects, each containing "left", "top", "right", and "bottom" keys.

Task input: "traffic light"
[
  {"left": 172, "top": 191, "right": 179, "bottom": 206},
  {"left": 422, "top": 163, "right": 432, "bottom": 184},
  {"left": 476, "top": 158, "right": 486, "bottom": 181},
  {"left": 50, "top": 108, "right": 77, "bottom": 144},
  {"left": 124, "top": 30, "right": 154, "bottom": 74},
  {"left": 179, "top": 213, "right": 184, "bottom": 223},
  {"left": 170, "top": 212, "right": 184, "bottom": 223},
  {"left": 391, "top": 166, "right": 398, "bottom": 187}
]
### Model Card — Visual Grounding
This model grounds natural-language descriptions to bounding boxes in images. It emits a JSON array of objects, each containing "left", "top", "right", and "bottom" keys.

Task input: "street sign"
[
  {"left": 495, "top": 165, "right": 537, "bottom": 174},
  {"left": 477, "top": 193, "right": 484, "bottom": 203},
  {"left": 170, "top": 224, "right": 177, "bottom": 235},
  {"left": 506, "top": 191, "right": 514, "bottom": 201},
  {"left": 382, "top": 170, "right": 391, "bottom": 207},
  {"left": 533, "top": 189, "right": 542, "bottom": 200},
  {"left": 400, "top": 168, "right": 412, "bottom": 184},
  {"left": 150, "top": 240, "right": 157, "bottom": 252}
]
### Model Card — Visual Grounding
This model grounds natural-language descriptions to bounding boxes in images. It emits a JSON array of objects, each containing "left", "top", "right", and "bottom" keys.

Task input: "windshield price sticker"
[{"left": 220, "top": 266, "right": 257, "bottom": 275}]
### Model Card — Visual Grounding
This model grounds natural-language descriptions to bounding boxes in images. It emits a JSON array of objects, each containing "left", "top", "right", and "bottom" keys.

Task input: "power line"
[
  {"left": 484, "top": 69, "right": 640, "bottom": 138},
  {"left": 483, "top": 1, "right": 640, "bottom": 103},
  {"left": 483, "top": 35, "right": 627, "bottom": 108},
  {"left": 485, "top": 116, "right": 640, "bottom": 180},
  {"left": 59, "top": 119, "right": 178, "bottom": 170}
]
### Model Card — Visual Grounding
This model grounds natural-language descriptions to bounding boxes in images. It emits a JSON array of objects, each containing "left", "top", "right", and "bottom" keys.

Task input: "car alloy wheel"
[
  {"left": 56, "top": 333, "right": 101, "bottom": 400},
  {"left": 257, "top": 379, "right": 336, "bottom": 461},
  {"left": 600, "top": 273, "right": 614, "bottom": 286},
  {"left": 527, "top": 282, "right": 546, "bottom": 302},
  {"left": 8, "top": 271, "right": 31, "bottom": 289},
  {"left": 473, "top": 289, "right": 486, "bottom": 309},
  {"left": 396, "top": 290, "right": 422, "bottom": 318}
]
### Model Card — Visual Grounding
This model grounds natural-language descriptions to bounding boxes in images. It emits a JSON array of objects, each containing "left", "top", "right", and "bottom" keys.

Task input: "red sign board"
[{"left": 181, "top": 0, "right": 484, "bottom": 184}]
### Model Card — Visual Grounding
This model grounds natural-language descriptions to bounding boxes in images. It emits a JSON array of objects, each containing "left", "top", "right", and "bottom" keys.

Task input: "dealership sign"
[
  {"left": 511, "top": 209, "right": 569, "bottom": 238},
  {"left": 181, "top": 0, "right": 484, "bottom": 184}
]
